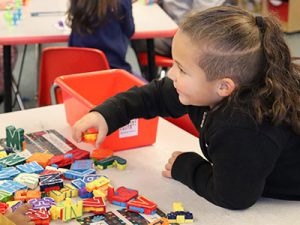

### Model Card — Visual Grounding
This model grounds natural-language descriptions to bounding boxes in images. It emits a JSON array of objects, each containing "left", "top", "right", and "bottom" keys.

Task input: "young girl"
[
  {"left": 66, "top": 0, "right": 135, "bottom": 73},
  {"left": 72, "top": 6, "right": 300, "bottom": 209}
]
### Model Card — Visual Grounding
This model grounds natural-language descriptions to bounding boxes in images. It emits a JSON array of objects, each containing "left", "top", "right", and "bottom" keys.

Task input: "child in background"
[
  {"left": 0, "top": 204, "right": 34, "bottom": 225},
  {"left": 66, "top": 0, "right": 135, "bottom": 73},
  {"left": 72, "top": 6, "right": 300, "bottom": 209}
]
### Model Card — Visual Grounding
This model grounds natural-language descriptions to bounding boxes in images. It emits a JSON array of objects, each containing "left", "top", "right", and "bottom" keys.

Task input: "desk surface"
[
  {"left": 0, "top": 0, "right": 177, "bottom": 45},
  {"left": 0, "top": 104, "right": 299, "bottom": 225}
]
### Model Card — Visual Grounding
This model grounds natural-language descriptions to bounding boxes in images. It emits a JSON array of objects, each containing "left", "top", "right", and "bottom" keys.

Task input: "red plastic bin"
[{"left": 55, "top": 69, "right": 159, "bottom": 151}]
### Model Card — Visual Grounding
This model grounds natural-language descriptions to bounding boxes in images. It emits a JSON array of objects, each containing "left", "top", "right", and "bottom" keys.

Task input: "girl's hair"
[
  {"left": 66, "top": 0, "right": 119, "bottom": 35},
  {"left": 180, "top": 6, "right": 300, "bottom": 134}
]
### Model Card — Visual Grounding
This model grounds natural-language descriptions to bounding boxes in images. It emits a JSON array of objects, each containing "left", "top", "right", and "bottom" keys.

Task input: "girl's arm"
[
  {"left": 171, "top": 126, "right": 281, "bottom": 209},
  {"left": 92, "top": 77, "right": 187, "bottom": 135},
  {"left": 120, "top": 0, "right": 135, "bottom": 38}
]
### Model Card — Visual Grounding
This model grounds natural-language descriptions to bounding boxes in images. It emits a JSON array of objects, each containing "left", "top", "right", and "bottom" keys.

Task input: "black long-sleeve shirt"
[{"left": 93, "top": 76, "right": 300, "bottom": 210}]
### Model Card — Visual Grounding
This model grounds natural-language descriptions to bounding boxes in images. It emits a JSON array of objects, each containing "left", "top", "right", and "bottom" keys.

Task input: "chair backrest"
[
  {"left": 138, "top": 52, "right": 173, "bottom": 68},
  {"left": 38, "top": 47, "right": 110, "bottom": 106},
  {"left": 165, "top": 115, "right": 199, "bottom": 137}
]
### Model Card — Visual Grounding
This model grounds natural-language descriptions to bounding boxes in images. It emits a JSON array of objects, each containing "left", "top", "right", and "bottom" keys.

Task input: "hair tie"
[{"left": 255, "top": 16, "right": 266, "bottom": 34}]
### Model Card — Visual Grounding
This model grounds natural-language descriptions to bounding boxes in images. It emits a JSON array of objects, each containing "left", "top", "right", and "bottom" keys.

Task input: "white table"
[
  {"left": 0, "top": 0, "right": 177, "bottom": 44},
  {"left": 0, "top": 0, "right": 178, "bottom": 112},
  {"left": 0, "top": 104, "right": 299, "bottom": 225}
]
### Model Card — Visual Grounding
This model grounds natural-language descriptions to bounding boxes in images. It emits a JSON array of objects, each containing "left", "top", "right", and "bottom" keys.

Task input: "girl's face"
[{"left": 168, "top": 30, "right": 224, "bottom": 108}]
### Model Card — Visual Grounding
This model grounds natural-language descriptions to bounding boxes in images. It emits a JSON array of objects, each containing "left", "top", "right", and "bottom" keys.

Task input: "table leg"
[
  {"left": 35, "top": 44, "right": 42, "bottom": 100},
  {"left": 3, "top": 45, "right": 12, "bottom": 112},
  {"left": 146, "top": 39, "right": 157, "bottom": 81}
]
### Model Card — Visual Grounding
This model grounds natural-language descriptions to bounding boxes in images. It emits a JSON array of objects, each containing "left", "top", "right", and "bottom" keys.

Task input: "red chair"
[
  {"left": 165, "top": 115, "right": 199, "bottom": 137},
  {"left": 138, "top": 52, "right": 173, "bottom": 78},
  {"left": 38, "top": 47, "right": 110, "bottom": 106},
  {"left": 138, "top": 52, "right": 173, "bottom": 68}
]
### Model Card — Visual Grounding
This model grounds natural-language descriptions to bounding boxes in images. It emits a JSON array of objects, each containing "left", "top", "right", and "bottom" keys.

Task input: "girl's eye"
[
  {"left": 175, "top": 61, "right": 187, "bottom": 75},
  {"left": 179, "top": 67, "right": 186, "bottom": 74}
]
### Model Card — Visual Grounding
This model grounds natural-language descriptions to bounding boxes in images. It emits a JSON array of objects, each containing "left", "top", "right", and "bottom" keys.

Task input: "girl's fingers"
[
  {"left": 73, "top": 112, "right": 107, "bottom": 144},
  {"left": 165, "top": 162, "right": 172, "bottom": 171},
  {"left": 168, "top": 157, "right": 176, "bottom": 165},
  {"left": 15, "top": 203, "right": 32, "bottom": 213},
  {"left": 23, "top": 216, "right": 32, "bottom": 222},
  {"left": 5, "top": 208, "right": 12, "bottom": 214},
  {"left": 95, "top": 132, "right": 106, "bottom": 148},
  {"left": 72, "top": 120, "right": 85, "bottom": 143},
  {"left": 162, "top": 151, "right": 184, "bottom": 178},
  {"left": 172, "top": 151, "right": 182, "bottom": 157},
  {"left": 73, "top": 119, "right": 94, "bottom": 142},
  {"left": 162, "top": 170, "right": 172, "bottom": 178},
  {"left": 168, "top": 151, "right": 182, "bottom": 165},
  {"left": 95, "top": 124, "right": 108, "bottom": 147}
]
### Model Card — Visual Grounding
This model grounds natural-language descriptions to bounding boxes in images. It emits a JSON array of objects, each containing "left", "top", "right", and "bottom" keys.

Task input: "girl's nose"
[{"left": 167, "top": 65, "right": 176, "bottom": 81}]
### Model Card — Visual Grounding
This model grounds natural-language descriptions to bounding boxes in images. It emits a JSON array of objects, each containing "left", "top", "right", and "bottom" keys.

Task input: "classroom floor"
[{"left": 0, "top": 32, "right": 300, "bottom": 113}]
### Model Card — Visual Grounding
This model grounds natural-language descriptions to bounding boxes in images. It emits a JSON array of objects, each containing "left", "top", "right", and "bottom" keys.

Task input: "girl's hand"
[
  {"left": 162, "top": 151, "right": 183, "bottom": 178},
  {"left": 72, "top": 111, "right": 109, "bottom": 147},
  {"left": 5, "top": 204, "right": 35, "bottom": 225}
]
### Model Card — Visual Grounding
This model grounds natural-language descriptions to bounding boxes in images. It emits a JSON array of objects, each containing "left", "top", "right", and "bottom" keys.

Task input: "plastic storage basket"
[{"left": 56, "top": 69, "right": 159, "bottom": 151}]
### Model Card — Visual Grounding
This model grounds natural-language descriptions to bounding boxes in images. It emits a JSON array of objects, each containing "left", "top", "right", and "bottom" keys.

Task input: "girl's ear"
[{"left": 217, "top": 78, "right": 236, "bottom": 97}]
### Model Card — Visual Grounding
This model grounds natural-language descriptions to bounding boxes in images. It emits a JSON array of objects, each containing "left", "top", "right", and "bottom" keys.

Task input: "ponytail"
[{"left": 253, "top": 16, "right": 300, "bottom": 134}]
